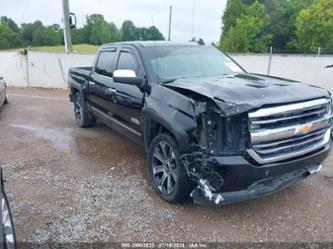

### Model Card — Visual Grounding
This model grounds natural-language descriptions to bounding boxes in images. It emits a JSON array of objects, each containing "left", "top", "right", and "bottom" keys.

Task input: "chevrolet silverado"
[{"left": 68, "top": 42, "right": 332, "bottom": 205}]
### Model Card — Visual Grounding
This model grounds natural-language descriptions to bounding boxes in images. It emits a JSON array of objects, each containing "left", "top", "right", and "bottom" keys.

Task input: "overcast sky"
[{"left": 1, "top": 0, "right": 227, "bottom": 43}]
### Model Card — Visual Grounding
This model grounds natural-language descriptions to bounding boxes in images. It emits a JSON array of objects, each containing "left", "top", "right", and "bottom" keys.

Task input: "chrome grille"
[{"left": 247, "top": 98, "right": 332, "bottom": 164}]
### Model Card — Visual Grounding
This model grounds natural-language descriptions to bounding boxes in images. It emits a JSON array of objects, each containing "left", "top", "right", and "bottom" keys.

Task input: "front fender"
[{"left": 141, "top": 85, "right": 197, "bottom": 152}]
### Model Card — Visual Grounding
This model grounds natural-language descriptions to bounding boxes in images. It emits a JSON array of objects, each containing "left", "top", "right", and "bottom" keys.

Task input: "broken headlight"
[{"left": 196, "top": 112, "right": 250, "bottom": 156}]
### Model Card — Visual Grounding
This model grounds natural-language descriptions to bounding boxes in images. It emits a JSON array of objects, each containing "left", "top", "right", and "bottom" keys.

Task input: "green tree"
[
  {"left": 109, "top": 22, "right": 120, "bottom": 42},
  {"left": 221, "top": 1, "right": 272, "bottom": 52},
  {"left": 0, "top": 16, "right": 20, "bottom": 33},
  {"left": 72, "top": 27, "right": 87, "bottom": 44},
  {"left": 262, "top": 0, "right": 289, "bottom": 49},
  {"left": 144, "top": 26, "right": 164, "bottom": 40},
  {"left": 221, "top": 0, "right": 256, "bottom": 37},
  {"left": 0, "top": 16, "right": 22, "bottom": 48},
  {"left": 81, "top": 14, "right": 119, "bottom": 45},
  {"left": 135, "top": 26, "right": 164, "bottom": 41},
  {"left": 282, "top": 0, "right": 314, "bottom": 50},
  {"left": 44, "top": 25, "right": 62, "bottom": 45},
  {"left": 120, "top": 20, "right": 137, "bottom": 41},
  {"left": 292, "top": 0, "right": 333, "bottom": 53},
  {"left": 0, "top": 23, "right": 17, "bottom": 49},
  {"left": 21, "top": 21, "right": 62, "bottom": 46},
  {"left": 0, "top": 15, "right": 164, "bottom": 49},
  {"left": 221, "top": 0, "right": 314, "bottom": 51}
]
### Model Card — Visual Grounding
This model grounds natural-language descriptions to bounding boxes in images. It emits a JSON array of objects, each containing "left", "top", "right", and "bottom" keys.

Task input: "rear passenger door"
[
  {"left": 110, "top": 47, "right": 145, "bottom": 132},
  {"left": 88, "top": 48, "right": 118, "bottom": 113}
]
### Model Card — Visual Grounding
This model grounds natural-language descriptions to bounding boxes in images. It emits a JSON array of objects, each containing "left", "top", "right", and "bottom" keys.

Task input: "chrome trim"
[
  {"left": 250, "top": 115, "right": 331, "bottom": 143},
  {"left": 254, "top": 134, "right": 324, "bottom": 155},
  {"left": 253, "top": 129, "right": 326, "bottom": 149},
  {"left": 113, "top": 69, "right": 137, "bottom": 78},
  {"left": 251, "top": 109, "right": 327, "bottom": 125},
  {"left": 91, "top": 106, "right": 141, "bottom": 137},
  {"left": 308, "top": 164, "right": 322, "bottom": 174},
  {"left": 249, "top": 98, "right": 330, "bottom": 118},
  {"left": 108, "top": 88, "right": 117, "bottom": 93},
  {"left": 247, "top": 129, "right": 331, "bottom": 164},
  {"left": 130, "top": 117, "right": 140, "bottom": 126}
]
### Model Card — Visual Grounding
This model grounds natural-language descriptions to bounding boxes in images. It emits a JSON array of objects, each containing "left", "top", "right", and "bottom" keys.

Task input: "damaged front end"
[
  {"left": 149, "top": 83, "right": 331, "bottom": 205},
  {"left": 179, "top": 99, "right": 251, "bottom": 205},
  {"left": 177, "top": 98, "right": 330, "bottom": 205}
]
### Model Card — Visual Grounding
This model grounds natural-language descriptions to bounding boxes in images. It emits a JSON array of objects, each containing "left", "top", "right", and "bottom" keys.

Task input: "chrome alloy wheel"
[
  {"left": 152, "top": 141, "right": 178, "bottom": 195},
  {"left": 74, "top": 96, "right": 83, "bottom": 122}
]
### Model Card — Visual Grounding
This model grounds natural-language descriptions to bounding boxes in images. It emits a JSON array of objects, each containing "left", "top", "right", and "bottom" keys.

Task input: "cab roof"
[{"left": 101, "top": 41, "right": 201, "bottom": 49}]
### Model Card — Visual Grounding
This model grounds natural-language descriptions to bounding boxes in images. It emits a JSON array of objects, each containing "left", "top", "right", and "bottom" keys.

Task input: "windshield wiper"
[{"left": 160, "top": 78, "right": 178, "bottom": 84}]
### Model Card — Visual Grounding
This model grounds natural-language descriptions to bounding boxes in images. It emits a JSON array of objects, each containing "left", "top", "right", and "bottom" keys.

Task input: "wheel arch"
[
  {"left": 69, "top": 81, "right": 87, "bottom": 103},
  {"left": 141, "top": 101, "right": 197, "bottom": 153}
]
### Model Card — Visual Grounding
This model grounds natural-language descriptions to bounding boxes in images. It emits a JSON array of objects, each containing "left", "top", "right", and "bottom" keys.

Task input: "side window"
[
  {"left": 95, "top": 51, "right": 116, "bottom": 77},
  {"left": 117, "top": 51, "right": 142, "bottom": 75}
]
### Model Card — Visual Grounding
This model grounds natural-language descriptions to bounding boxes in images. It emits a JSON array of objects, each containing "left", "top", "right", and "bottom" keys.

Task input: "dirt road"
[{"left": 1, "top": 88, "right": 333, "bottom": 243}]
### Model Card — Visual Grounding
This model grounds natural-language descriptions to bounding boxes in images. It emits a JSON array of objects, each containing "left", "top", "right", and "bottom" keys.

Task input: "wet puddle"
[{"left": 11, "top": 124, "right": 72, "bottom": 152}]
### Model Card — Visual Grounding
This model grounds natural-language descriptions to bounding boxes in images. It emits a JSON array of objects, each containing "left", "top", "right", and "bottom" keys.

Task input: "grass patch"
[{"left": 28, "top": 44, "right": 100, "bottom": 53}]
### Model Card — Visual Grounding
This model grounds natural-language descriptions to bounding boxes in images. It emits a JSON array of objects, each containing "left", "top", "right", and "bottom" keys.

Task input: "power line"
[{"left": 20, "top": 0, "right": 29, "bottom": 24}]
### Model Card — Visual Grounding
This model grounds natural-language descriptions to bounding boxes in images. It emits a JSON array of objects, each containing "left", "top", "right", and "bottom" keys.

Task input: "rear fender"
[{"left": 69, "top": 78, "right": 94, "bottom": 118}]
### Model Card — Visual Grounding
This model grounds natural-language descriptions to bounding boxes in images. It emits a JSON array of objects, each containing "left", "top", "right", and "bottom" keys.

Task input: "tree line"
[
  {"left": 220, "top": 0, "right": 333, "bottom": 53},
  {"left": 0, "top": 14, "right": 164, "bottom": 49},
  {"left": 1, "top": 0, "right": 332, "bottom": 54}
]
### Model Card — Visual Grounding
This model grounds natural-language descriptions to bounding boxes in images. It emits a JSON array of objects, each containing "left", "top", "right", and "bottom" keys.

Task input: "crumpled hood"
[{"left": 165, "top": 74, "right": 330, "bottom": 116}]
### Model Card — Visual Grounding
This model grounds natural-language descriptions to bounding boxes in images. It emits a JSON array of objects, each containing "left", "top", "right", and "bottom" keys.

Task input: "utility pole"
[
  {"left": 62, "top": 0, "right": 72, "bottom": 53},
  {"left": 168, "top": 6, "right": 172, "bottom": 41}
]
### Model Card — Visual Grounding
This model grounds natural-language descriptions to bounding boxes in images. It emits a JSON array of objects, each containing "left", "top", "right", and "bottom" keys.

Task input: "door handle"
[
  {"left": 105, "top": 87, "right": 117, "bottom": 95},
  {"left": 109, "top": 88, "right": 117, "bottom": 93}
]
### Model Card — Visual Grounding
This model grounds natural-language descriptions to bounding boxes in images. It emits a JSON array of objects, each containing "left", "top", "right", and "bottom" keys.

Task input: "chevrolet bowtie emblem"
[{"left": 299, "top": 124, "right": 312, "bottom": 135}]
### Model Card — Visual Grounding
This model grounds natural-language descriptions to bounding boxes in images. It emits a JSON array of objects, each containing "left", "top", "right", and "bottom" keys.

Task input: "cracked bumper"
[{"left": 190, "top": 143, "right": 331, "bottom": 205}]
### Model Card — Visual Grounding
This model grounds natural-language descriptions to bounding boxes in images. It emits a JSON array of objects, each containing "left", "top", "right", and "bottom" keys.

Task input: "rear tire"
[
  {"left": 74, "top": 92, "right": 96, "bottom": 127},
  {"left": 147, "top": 133, "right": 193, "bottom": 203}
]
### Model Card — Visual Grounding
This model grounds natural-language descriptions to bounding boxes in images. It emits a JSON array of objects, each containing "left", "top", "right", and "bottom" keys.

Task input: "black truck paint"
[{"left": 68, "top": 41, "right": 332, "bottom": 205}]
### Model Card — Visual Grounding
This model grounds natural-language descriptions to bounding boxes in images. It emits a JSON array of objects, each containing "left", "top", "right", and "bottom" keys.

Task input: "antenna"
[
  {"left": 168, "top": 6, "right": 172, "bottom": 41},
  {"left": 191, "top": 0, "right": 196, "bottom": 40}
]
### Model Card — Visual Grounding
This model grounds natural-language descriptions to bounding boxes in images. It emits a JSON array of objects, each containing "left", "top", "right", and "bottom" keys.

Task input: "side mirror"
[{"left": 113, "top": 69, "right": 145, "bottom": 87}]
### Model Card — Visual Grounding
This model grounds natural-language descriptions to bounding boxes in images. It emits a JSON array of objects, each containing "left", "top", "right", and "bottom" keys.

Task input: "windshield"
[{"left": 147, "top": 45, "right": 244, "bottom": 82}]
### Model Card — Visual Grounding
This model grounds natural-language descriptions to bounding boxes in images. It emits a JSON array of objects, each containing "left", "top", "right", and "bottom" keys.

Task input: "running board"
[{"left": 91, "top": 106, "right": 142, "bottom": 145}]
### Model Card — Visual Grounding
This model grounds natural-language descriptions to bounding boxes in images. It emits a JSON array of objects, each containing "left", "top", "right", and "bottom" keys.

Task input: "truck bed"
[{"left": 69, "top": 67, "right": 92, "bottom": 85}]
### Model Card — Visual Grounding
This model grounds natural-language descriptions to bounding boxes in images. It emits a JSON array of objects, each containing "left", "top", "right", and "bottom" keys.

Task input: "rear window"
[{"left": 95, "top": 50, "right": 116, "bottom": 77}]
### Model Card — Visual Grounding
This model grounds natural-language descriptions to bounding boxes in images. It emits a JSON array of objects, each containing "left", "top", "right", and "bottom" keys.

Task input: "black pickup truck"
[{"left": 68, "top": 41, "right": 332, "bottom": 205}]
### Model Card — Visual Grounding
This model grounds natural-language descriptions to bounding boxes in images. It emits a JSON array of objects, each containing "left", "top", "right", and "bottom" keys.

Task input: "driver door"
[{"left": 110, "top": 47, "right": 145, "bottom": 133}]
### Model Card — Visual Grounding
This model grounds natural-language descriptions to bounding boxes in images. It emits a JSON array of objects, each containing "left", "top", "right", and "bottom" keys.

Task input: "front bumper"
[{"left": 188, "top": 142, "right": 331, "bottom": 205}]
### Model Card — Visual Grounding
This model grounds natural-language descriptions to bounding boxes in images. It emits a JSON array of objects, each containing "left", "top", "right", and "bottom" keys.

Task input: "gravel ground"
[{"left": 0, "top": 88, "right": 333, "bottom": 244}]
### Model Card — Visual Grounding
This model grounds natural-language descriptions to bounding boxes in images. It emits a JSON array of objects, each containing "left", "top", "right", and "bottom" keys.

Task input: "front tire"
[
  {"left": 74, "top": 92, "right": 96, "bottom": 128},
  {"left": 147, "top": 133, "right": 193, "bottom": 203}
]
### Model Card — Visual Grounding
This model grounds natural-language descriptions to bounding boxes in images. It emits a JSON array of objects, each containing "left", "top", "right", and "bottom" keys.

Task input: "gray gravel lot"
[{"left": 0, "top": 88, "right": 333, "bottom": 243}]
